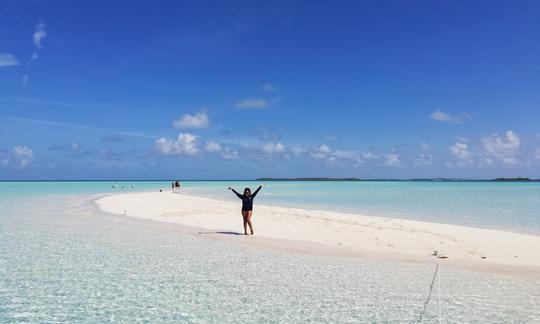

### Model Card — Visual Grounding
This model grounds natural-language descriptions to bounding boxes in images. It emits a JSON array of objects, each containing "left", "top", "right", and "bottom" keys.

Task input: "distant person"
[
  {"left": 228, "top": 184, "right": 264, "bottom": 235},
  {"left": 171, "top": 182, "right": 175, "bottom": 191}
]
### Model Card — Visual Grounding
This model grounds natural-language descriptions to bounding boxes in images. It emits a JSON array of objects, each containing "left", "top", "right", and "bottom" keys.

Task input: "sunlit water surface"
[{"left": 1, "top": 182, "right": 539, "bottom": 322}]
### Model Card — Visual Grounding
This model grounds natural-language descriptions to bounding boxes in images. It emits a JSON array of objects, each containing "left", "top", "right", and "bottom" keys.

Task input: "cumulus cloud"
[
  {"left": 0, "top": 53, "right": 19, "bottom": 67},
  {"left": 205, "top": 140, "right": 238, "bottom": 159},
  {"left": 24, "top": 21, "right": 47, "bottom": 85},
  {"left": 384, "top": 153, "right": 400, "bottom": 166},
  {"left": 447, "top": 142, "right": 474, "bottom": 167},
  {"left": 290, "top": 146, "right": 306, "bottom": 156},
  {"left": 155, "top": 133, "right": 198, "bottom": 156},
  {"left": 262, "top": 142, "right": 285, "bottom": 154},
  {"left": 414, "top": 153, "right": 435, "bottom": 165},
  {"left": 429, "top": 110, "right": 469, "bottom": 124},
  {"left": 361, "top": 152, "right": 379, "bottom": 161},
  {"left": 173, "top": 112, "right": 210, "bottom": 129},
  {"left": 205, "top": 140, "right": 222, "bottom": 153},
  {"left": 101, "top": 134, "right": 126, "bottom": 143},
  {"left": 49, "top": 143, "right": 81, "bottom": 152},
  {"left": 33, "top": 21, "right": 47, "bottom": 48},
  {"left": 28, "top": 51, "right": 39, "bottom": 65},
  {"left": 481, "top": 131, "right": 520, "bottom": 165},
  {"left": 262, "top": 83, "right": 278, "bottom": 92},
  {"left": 450, "top": 142, "right": 473, "bottom": 161},
  {"left": 430, "top": 110, "right": 451, "bottom": 122},
  {"left": 29, "top": 21, "right": 47, "bottom": 63},
  {"left": 234, "top": 98, "right": 268, "bottom": 109},
  {"left": 219, "top": 147, "right": 239, "bottom": 160},
  {"left": 310, "top": 144, "right": 331, "bottom": 159},
  {"left": 309, "top": 144, "right": 369, "bottom": 166},
  {"left": 12, "top": 145, "right": 33, "bottom": 169}
]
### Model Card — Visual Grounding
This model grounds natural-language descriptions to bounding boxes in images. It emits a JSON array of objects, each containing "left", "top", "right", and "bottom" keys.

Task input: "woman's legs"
[
  {"left": 241, "top": 211, "right": 248, "bottom": 235},
  {"left": 246, "top": 211, "right": 254, "bottom": 235}
]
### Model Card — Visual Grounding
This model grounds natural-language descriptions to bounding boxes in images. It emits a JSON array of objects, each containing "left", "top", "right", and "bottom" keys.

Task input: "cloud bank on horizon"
[{"left": 0, "top": 1, "right": 539, "bottom": 179}]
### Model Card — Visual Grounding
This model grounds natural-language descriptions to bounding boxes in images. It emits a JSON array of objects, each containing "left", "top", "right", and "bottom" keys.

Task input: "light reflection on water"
[
  {"left": 0, "top": 192, "right": 539, "bottom": 322},
  {"left": 2, "top": 180, "right": 539, "bottom": 234}
]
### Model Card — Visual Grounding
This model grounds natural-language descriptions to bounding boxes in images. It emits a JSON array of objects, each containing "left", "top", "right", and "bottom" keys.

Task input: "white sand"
[{"left": 96, "top": 191, "right": 540, "bottom": 272}]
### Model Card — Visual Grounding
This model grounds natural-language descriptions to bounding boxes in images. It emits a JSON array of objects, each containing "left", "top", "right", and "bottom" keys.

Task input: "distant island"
[
  {"left": 256, "top": 177, "right": 539, "bottom": 182},
  {"left": 492, "top": 177, "right": 536, "bottom": 182},
  {"left": 256, "top": 178, "right": 362, "bottom": 181}
]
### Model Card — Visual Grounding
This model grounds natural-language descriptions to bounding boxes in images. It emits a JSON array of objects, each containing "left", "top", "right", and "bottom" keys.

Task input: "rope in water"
[{"left": 415, "top": 263, "right": 440, "bottom": 323}]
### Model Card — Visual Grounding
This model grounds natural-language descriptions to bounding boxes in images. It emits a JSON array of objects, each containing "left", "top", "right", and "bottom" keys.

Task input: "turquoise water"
[
  {"left": 1, "top": 187, "right": 539, "bottom": 322},
  {"left": 185, "top": 181, "right": 540, "bottom": 234},
  {"left": 1, "top": 181, "right": 539, "bottom": 234}
]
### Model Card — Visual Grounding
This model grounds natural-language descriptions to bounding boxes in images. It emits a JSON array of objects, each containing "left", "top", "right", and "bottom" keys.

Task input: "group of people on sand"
[{"left": 171, "top": 180, "right": 181, "bottom": 190}]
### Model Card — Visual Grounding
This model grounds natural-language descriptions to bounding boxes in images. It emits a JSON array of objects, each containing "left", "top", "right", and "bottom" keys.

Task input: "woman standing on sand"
[{"left": 228, "top": 184, "right": 264, "bottom": 235}]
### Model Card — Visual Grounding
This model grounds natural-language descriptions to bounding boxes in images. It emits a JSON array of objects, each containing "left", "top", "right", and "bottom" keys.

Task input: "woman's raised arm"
[
  {"left": 229, "top": 187, "right": 243, "bottom": 199},
  {"left": 250, "top": 185, "right": 263, "bottom": 198}
]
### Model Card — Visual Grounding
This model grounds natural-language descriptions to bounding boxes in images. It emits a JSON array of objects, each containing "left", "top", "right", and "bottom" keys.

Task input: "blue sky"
[{"left": 1, "top": 0, "right": 539, "bottom": 180}]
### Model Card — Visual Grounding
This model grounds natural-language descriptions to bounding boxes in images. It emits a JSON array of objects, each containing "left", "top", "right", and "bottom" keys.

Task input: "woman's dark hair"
[{"left": 243, "top": 187, "right": 251, "bottom": 196}]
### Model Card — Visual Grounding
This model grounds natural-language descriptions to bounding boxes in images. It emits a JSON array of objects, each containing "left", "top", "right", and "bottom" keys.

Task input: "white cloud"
[
  {"left": 234, "top": 98, "right": 268, "bottom": 109},
  {"left": 309, "top": 145, "right": 367, "bottom": 166},
  {"left": 501, "top": 157, "right": 518, "bottom": 166},
  {"left": 421, "top": 143, "right": 431, "bottom": 150},
  {"left": 12, "top": 145, "right": 33, "bottom": 169},
  {"left": 310, "top": 145, "right": 331, "bottom": 159},
  {"left": 429, "top": 110, "right": 469, "bottom": 123},
  {"left": 205, "top": 140, "right": 238, "bottom": 159},
  {"left": 384, "top": 153, "right": 400, "bottom": 166},
  {"left": 205, "top": 140, "right": 222, "bottom": 153},
  {"left": 0, "top": 53, "right": 19, "bottom": 67},
  {"left": 262, "top": 83, "right": 277, "bottom": 92},
  {"left": 33, "top": 21, "right": 47, "bottom": 48},
  {"left": 29, "top": 52, "right": 38, "bottom": 64},
  {"left": 50, "top": 143, "right": 81, "bottom": 152},
  {"left": 13, "top": 146, "right": 33, "bottom": 158},
  {"left": 263, "top": 142, "right": 285, "bottom": 154},
  {"left": 24, "top": 21, "right": 47, "bottom": 85},
  {"left": 155, "top": 133, "right": 198, "bottom": 156},
  {"left": 450, "top": 142, "right": 473, "bottom": 161},
  {"left": 173, "top": 112, "right": 210, "bottom": 129},
  {"left": 290, "top": 146, "right": 306, "bottom": 156},
  {"left": 481, "top": 131, "right": 520, "bottom": 165},
  {"left": 318, "top": 144, "right": 331, "bottom": 154},
  {"left": 220, "top": 147, "right": 239, "bottom": 160},
  {"left": 430, "top": 110, "right": 451, "bottom": 122},
  {"left": 414, "top": 153, "right": 435, "bottom": 165},
  {"left": 361, "top": 152, "right": 379, "bottom": 161}
]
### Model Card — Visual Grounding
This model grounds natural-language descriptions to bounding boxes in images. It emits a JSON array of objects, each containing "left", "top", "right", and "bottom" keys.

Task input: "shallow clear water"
[
  {"left": 184, "top": 181, "right": 540, "bottom": 234},
  {"left": 0, "top": 184, "right": 539, "bottom": 322},
  {"left": 2, "top": 180, "right": 539, "bottom": 234}
]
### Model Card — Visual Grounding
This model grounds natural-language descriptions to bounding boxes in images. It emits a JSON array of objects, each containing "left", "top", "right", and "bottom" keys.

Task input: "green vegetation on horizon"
[{"left": 256, "top": 177, "right": 539, "bottom": 182}]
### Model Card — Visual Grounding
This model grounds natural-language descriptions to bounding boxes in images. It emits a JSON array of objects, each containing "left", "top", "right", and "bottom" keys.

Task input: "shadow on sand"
[{"left": 198, "top": 231, "right": 244, "bottom": 236}]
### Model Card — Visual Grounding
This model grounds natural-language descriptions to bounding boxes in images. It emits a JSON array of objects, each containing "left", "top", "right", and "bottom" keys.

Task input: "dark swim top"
[{"left": 232, "top": 186, "right": 262, "bottom": 211}]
